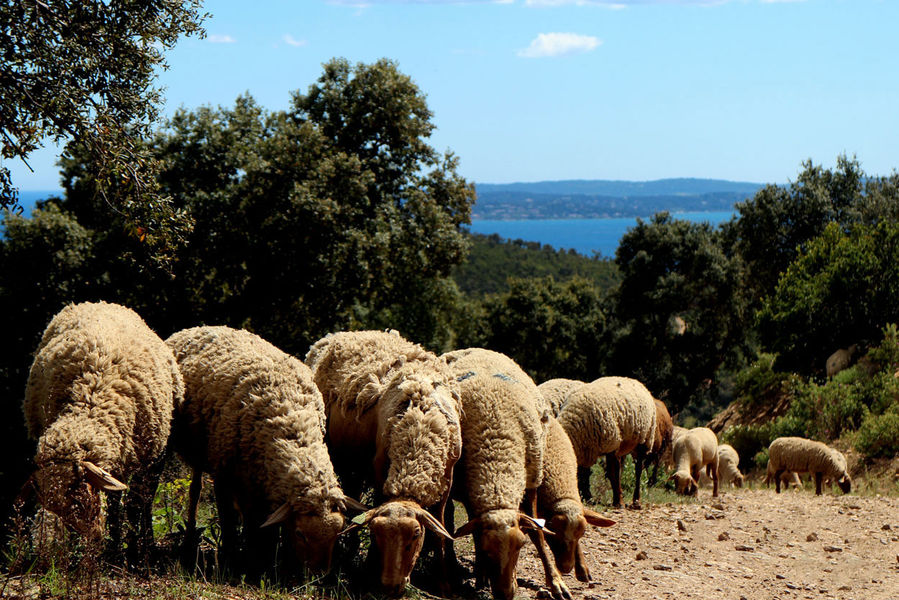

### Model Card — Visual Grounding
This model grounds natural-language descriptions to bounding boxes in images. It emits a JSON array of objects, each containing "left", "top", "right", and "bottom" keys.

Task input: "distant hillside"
[{"left": 473, "top": 178, "right": 764, "bottom": 220}]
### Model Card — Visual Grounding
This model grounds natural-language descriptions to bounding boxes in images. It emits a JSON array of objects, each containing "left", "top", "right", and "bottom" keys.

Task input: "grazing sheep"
[
  {"left": 699, "top": 443, "right": 743, "bottom": 488},
  {"left": 556, "top": 377, "right": 658, "bottom": 508},
  {"left": 538, "top": 415, "right": 615, "bottom": 593},
  {"left": 24, "top": 301, "right": 183, "bottom": 563},
  {"left": 646, "top": 399, "right": 675, "bottom": 486},
  {"left": 442, "top": 348, "right": 550, "bottom": 600},
  {"left": 167, "top": 326, "right": 354, "bottom": 577},
  {"left": 537, "top": 378, "right": 585, "bottom": 417},
  {"left": 826, "top": 344, "right": 859, "bottom": 378},
  {"left": 305, "top": 330, "right": 459, "bottom": 597},
  {"left": 670, "top": 427, "right": 719, "bottom": 497},
  {"left": 767, "top": 437, "right": 851, "bottom": 495}
]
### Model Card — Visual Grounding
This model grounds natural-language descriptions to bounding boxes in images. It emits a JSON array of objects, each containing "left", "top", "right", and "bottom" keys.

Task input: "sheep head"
[
  {"left": 341, "top": 499, "right": 453, "bottom": 597},
  {"left": 837, "top": 475, "right": 852, "bottom": 494},
  {"left": 455, "top": 509, "right": 551, "bottom": 600},
  {"left": 544, "top": 501, "right": 615, "bottom": 576},
  {"left": 671, "top": 470, "right": 698, "bottom": 496},
  {"left": 33, "top": 460, "right": 127, "bottom": 541}
]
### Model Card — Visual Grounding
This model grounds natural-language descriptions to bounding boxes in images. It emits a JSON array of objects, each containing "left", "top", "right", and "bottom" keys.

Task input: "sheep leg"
[
  {"left": 631, "top": 450, "right": 645, "bottom": 508},
  {"left": 709, "top": 463, "right": 719, "bottom": 498},
  {"left": 525, "top": 527, "right": 571, "bottom": 600},
  {"left": 605, "top": 454, "right": 622, "bottom": 508},
  {"left": 577, "top": 466, "right": 593, "bottom": 504},
  {"left": 214, "top": 478, "right": 240, "bottom": 575},
  {"left": 574, "top": 539, "right": 591, "bottom": 583},
  {"left": 104, "top": 491, "right": 125, "bottom": 565},
  {"left": 814, "top": 472, "right": 823, "bottom": 495},
  {"left": 774, "top": 469, "right": 785, "bottom": 494},
  {"left": 181, "top": 469, "right": 203, "bottom": 572},
  {"left": 647, "top": 455, "right": 661, "bottom": 487},
  {"left": 123, "top": 455, "right": 165, "bottom": 570}
]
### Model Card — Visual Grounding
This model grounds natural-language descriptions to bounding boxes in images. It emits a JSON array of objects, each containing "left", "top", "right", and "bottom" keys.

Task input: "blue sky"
[{"left": 9, "top": 0, "right": 899, "bottom": 190}]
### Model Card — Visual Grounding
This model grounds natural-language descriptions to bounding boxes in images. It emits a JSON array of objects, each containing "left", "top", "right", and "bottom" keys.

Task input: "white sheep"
[
  {"left": 767, "top": 437, "right": 851, "bottom": 495},
  {"left": 670, "top": 427, "right": 719, "bottom": 497},
  {"left": 24, "top": 301, "right": 183, "bottom": 562},
  {"left": 305, "top": 330, "right": 459, "bottom": 597},
  {"left": 556, "top": 376, "right": 658, "bottom": 508},
  {"left": 698, "top": 443, "right": 743, "bottom": 488},
  {"left": 167, "top": 326, "right": 356, "bottom": 577},
  {"left": 441, "top": 348, "right": 550, "bottom": 600},
  {"left": 537, "top": 378, "right": 585, "bottom": 417}
]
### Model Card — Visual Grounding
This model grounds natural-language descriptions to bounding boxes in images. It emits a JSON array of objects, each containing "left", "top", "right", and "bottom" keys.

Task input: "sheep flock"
[{"left": 19, "top": 301, "right": 860, "bottom": 599}]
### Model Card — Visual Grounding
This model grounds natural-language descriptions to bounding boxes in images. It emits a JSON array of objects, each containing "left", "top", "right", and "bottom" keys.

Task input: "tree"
[
  {"left": 607, "top": 213, "right": 748, "bottom": 413},
  {"left": 1, "top": 0, "right": 205, "bottom": 259},
  {"left": 477, "top": 276, "right": 608, "bottom": 383},
  {"left": 757, "top": 221, "right": 899, "bottom": 374}
]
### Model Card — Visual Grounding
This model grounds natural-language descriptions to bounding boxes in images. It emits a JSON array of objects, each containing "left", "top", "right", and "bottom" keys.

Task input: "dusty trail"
[{"left": 507, "top": 489, "right": 899, "bottom": 600}]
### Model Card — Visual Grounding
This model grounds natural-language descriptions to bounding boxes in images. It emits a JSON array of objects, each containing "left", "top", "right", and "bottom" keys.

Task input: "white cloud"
[
  {"left": 207, "top": 34, "right": 236, "bottom": 44},
  {"left": 283, "top": 34, "right": 308, "bottom": 47},
  {"left": 518, "top": 32, "right": 601, "bottom": 58}
]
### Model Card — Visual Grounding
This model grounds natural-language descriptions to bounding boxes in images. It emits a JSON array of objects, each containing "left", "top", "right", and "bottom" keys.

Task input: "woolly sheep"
[
  {"left": 167, "top": 326, "right": 356, "bottom": 577},
  {"left": 442, "top": 348, "right": 550, "bottom": 600},
  {"left": 670, "top": 427, "right": 719, "bottom": 497},
  {"left": 698, "top": 443, "right": 743, "bottom": 488},
  {"left": 767, "top": 437, "right": 851, "bottom": 495},
  {"left": 537, "top": 378, "right": 585, "bottom": 417},
  {"left": 646, "top": 399, "right": 674, "bottom": 486},
  {"left": 538, "top": 415, "right": 615, "bottom": 594},
  {"left": 764, "top": 468, "right": 803, "bottom": 490},
  {"left": 305, "top": 330, "right": 459, "bottom": 597},
  {"left": 556, "top": 376, "right": 658, "bottom": 508},
  {"left": 24, "top": 301, "right": 182, "bottom": 562},
  {"left": 826, "top": 344, "right": 859, "bottom": 378}
]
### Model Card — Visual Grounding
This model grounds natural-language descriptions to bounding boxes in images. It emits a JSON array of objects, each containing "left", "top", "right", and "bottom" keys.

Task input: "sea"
[{"left": 468, "top": 211, "right": 735, "bottom": 259}]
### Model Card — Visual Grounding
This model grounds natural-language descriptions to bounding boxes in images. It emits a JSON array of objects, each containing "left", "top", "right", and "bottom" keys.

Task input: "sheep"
[
  {"left": 670, "top": 427, "right": 719, "bottom": 497},
  {"left": 167, "top": 325, "right": 357, "bottom": 577},
  {"left": 305, "top": 330, "right": 459, "bottom": 597},
  {"left": 767, "top": 437, "right": 851, "bottom": 495},
  {"left": 556, "top": 376, "right": 658, "bottom": 508},
  {"left": 537, "top": 378, "right": 585, "bottom": 417},
  {"left": 23, "top": 301, "right": 183, "bottom": 563},
  {"left": 698, "top": 443, "right": 743, "bottom": 488},
  {"left": 646, "top": 399, "right": 674, "bottom": 486},
  {"left": 764, "top": 468, "right": 804, "bottom": 490},
  {"left": 826, "top": 344, "right": 859, "bottom": 378},
  {"left": 538, "top": 415, "right": 616, "bottom": 592},
  {"left": 441, "top": 348, "right": 550, "bottom": 600}
]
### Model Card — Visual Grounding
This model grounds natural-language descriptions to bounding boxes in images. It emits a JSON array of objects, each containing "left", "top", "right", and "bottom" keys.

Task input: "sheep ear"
[
  {"left": 416, "top": 508, "right": 455, "bottom": 541},
  {"left": 81, "top": 461, "right": 127, "bottom": 492},
  {"left": 583, "top": 508, "right": 616, "bottom": 528},
  {"left": 453, "top": 517, "right": 481, "bottom": 538},
  {"left": 519, "top": 513, "right": 555, "bottom": 537},
  {"left": 342, "top": 496, "right": 370, "bottom": 513},
  {"left": 261, "top": 503, "right": 292, "bottom": 528},
  {"left": 339, "top": 508, "right": 375, "bottom": 536}
]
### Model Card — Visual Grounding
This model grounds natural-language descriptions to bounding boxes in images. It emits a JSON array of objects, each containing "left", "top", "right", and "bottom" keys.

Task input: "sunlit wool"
[{"left": 766, "top": 437, "right": 851, "bottom": 495}]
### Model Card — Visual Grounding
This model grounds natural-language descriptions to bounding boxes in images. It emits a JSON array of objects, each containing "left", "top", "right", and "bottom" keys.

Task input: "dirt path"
[{"left": 511, "top": 489, "right": 899, "bottom": 600}]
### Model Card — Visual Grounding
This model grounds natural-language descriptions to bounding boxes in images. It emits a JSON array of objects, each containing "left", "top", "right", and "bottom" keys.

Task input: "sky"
[{"left": 9, "top": 0, "right": 899, "bottom": 191}]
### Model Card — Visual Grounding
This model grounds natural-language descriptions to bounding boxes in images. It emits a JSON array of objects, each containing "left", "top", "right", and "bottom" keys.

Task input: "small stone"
[
  {"left": 712, "top": 503, "right": 725, "bottom": 511},
  {"left": 677, "top": 519, "right": 687, "bottom": 531},
  {"left": 705, "top": 510, "right": 726, "bottom": 520},
  {"left": 882, "top": 523, "right": 891, "bottom": 530},
  {"left": 838, "top": 585, "right": 852, "bottom": 591},
  {"left": 786, "top": 583, "right": 799, "bottom": 589},
  {"left": 718, "top": 532, "right": 730, "bottom": 541},
  {"left": 823, "top": 545, "right": 843, "bottom": 552},
  {"left": 536, "top": 591, "right": 552, "bottom": 600},
  {"left": 735, "top": 544, "right": 755, "bottom": 552},
  {"left": 653, "top": 564, "right": 673, "bottom": 571},
  {"left": 636, "top": 551, "right": 648, "bottom": 560},
  {"left": 848, "top": 504, "right": 861, "bottom": 510},
  {"left": 806, "top": 532, "right": 818, "bottom": 542},
  {"left": 776, "top": 574, "right": 786, "bottom": 580}
]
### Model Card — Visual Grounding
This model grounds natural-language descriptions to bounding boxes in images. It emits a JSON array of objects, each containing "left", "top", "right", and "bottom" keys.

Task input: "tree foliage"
[
  {"left": 1, "top": 0, "right": 205, "bottom": 259},
  {"left": 607, "top": 213, "right": 748, "bottom": 413}
]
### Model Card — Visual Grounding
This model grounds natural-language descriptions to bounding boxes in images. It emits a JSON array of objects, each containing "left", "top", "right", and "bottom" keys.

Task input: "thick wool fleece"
[
  {"left": 538, "top": 417, "right": 581, "bottom": 512},
  {"left": 25, "top": 301, "right": 182, "bottom": 511},
  {"left": 767, "top": 437, "right": 850, "bottom": 483},
  {"left": 306, "top": 330, "right": 461, "bottom": 507},
  {"left": 167, "top": 326, "right": 343, "bottom": 517},
  {"left": 538, "top": 379, "right": 586, "bottom": 418},
  {"left": 442, "top": 348, "right": 549, "bottom": 491},
  {"left": 556, "top": 376, "right": 657, "bottom": 466}
]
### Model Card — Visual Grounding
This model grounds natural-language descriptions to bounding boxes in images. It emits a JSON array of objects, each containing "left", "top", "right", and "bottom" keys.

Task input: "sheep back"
[
  {"left": 537, "top": 378, "right": 585, "bottom": 417},
  {"left": 767, "top": 437, "right": 850, "bottom": 486},
  {"left": 556, "top": 376, "right": 657, "bottom": 467}
]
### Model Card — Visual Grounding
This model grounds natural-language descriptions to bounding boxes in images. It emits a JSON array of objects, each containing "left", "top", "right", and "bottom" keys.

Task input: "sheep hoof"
[{"left": 629, "top": 501, "right": 642, "bottom": 510}]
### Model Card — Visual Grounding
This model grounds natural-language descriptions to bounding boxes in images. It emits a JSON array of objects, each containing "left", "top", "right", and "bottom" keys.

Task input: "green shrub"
[
  {"left": 855, "top": 406, "right": 899, "bottom": 459},
  {"left": 786, "top": 379, "right": 866, "bottom": 440},
  {"left": 719, "top": 424, "right": 775, "bottom": 466},
  {"left": 734, "top": 353, "right": 792, "bottom": 409}
]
